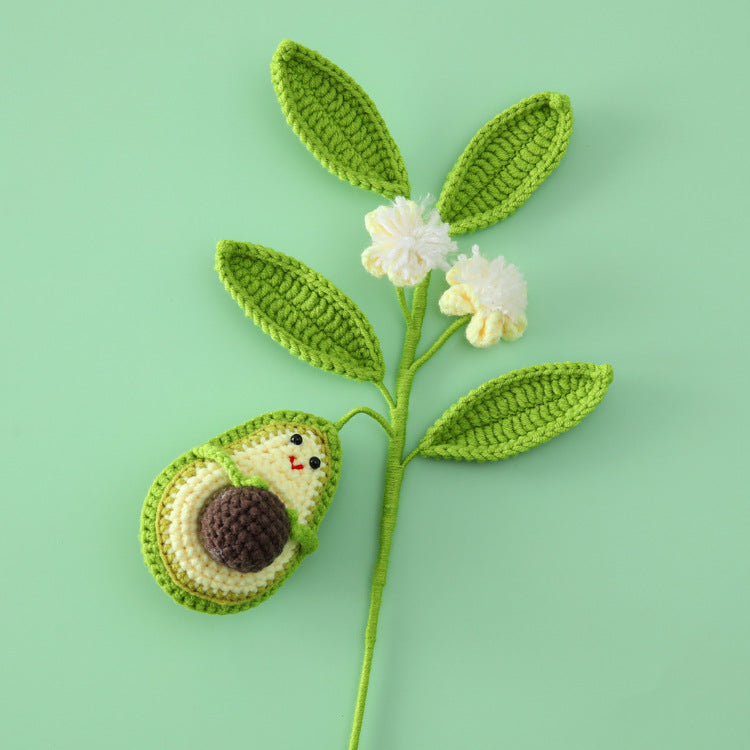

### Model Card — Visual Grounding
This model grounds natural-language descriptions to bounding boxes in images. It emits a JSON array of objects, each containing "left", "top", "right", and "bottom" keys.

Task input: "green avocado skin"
[{"left": 140, "top": 410, "right": 342, "bottom": 615}]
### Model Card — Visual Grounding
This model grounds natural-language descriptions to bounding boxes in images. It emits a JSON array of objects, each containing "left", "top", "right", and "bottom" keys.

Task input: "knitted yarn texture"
[
  {"left": 141, "top": 412, "right": 341, "bottom": 614},
  {"left": 140, "top": 38, "right": 613, "bottom": 750},
  {"left": 200, "top": 486, "right": 291, "bottom": 573},
  {"left": 438, "top": 92, "right": 573, "bottom": 235},
  {"left": 272, "top": 39, "right": 410, "bottom": 199},
  {"left": 216, "top": 240, "right": 384, "bottom": 382},
  {"left": 419, "top": 362, "right": 614, "bottom": 461}
]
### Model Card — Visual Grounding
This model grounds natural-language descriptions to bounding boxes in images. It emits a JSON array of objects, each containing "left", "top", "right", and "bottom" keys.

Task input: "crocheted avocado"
[{"left": 140, "top": 411, "right": 342, "bottom": 614}]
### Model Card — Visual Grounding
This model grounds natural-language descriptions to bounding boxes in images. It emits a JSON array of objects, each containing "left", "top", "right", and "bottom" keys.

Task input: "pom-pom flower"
[
  {"left": 439, "top": 246, "right": 527, "bottom": 348},
  {"left": 362, "top": 196, "right": 457, "bottom": 287}
]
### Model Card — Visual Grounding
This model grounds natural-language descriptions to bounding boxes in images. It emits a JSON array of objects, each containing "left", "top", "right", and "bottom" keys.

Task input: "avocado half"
[{"left": 140, "top": 410, "right": 342, "bottom": 614}]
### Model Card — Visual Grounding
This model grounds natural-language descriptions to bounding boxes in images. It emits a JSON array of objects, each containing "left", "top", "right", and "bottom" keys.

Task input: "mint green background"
[{"left": 2, "top": 2, "right": 748, "bottom": 748}]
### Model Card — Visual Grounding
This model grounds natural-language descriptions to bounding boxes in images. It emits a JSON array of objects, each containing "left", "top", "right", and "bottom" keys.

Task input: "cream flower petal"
[
  {"left": 362, "top": 196, "right": 456, "bottom": 287},
  {"left": 465, "top": 309, "right": 505, "bottom": 348},
  {"left": 361, "top": 247, "right": 387, "bottom": 278},
  {"left": 442, "top": 245, "right": 528, "bottom": 347},
  {"left": 501, "top": 314, "right": 527, "bottom": 342},
  {"left": 447, "top": 245, "right": 527, "bottom": 320},
  {"left": 438, "top": 284, "right": 478, "bottom": 316}
]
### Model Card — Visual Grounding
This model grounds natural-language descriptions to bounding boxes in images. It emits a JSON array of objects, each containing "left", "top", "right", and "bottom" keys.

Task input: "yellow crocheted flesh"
[{"left": 156, "top": 423, "right": 330, "bottom": 604}]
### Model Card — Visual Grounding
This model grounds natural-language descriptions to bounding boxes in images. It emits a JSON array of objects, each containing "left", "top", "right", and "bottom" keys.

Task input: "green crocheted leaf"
[
  {"left": 418, "top": 362, "right": 612, "bottom": 461},
  {"left": 271, "top": 39, "right": 410, "bottom": 199},
  {"left": 437, "top": 92, "right": 573, "bottom": 235},
  {"left": 216, "top": 240, "right": 385, "bottom": 383}
]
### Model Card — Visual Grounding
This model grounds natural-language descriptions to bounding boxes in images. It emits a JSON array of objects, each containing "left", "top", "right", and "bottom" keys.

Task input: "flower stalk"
[
  {"left": 348, "top": 275, "right": 430, "bottom": 750},
  {"left": 348, "top": 199, "right": 529, "bottom": 748}
]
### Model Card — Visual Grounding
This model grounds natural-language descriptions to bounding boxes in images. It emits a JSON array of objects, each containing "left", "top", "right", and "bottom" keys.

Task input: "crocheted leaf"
[
  {"left": 216, "top": 240, "right": 385, "bottom": 383},
  {"left": 418, "top": 362, "right": 612, "bottom": 461},
  {"left": 271, "top": 39, "right": 410, "bottom": 199},
  {"left": 437, "top": 92, "right": 573, "bottom": 235},
  {"left": 140, "top": 410, "right": 342, "bottom": 614}
]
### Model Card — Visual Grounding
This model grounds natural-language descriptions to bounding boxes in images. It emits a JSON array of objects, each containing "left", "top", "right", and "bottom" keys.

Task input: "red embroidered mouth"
[{"left": 288, "top": 455, "right": 304, "bottom": 471}]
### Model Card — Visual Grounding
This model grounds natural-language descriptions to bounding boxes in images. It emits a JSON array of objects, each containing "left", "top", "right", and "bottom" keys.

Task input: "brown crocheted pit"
[{"left": 200, "top": 486, "right": 290, "bottom": 573}]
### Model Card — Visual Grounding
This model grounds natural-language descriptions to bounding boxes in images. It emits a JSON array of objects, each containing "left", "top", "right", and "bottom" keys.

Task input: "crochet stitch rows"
[
  {"left": 272, "top": 40, "right": 410, "bottom": 199},
  {"left": 141, "top": 411, "right": 341, "bottom": 614},
  {"left": 216, "top": 240, "right": 385, "bottom": 383},
  {"left": 140, "top": 38, "right": 612, "bottom": 750},
  {"left": 438, "top": 92, "right": 573, "bottom": 235},
  {"left": 419, "top": 362, "right": 614, "bottom": 461},
  {"left": 200, "top": 486, "right": 291, "bottom": 573}
]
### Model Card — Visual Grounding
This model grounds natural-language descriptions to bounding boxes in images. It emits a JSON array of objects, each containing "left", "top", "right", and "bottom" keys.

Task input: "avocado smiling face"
[{"left": 140, "top": 411, "right": 342, "bottom": 614}]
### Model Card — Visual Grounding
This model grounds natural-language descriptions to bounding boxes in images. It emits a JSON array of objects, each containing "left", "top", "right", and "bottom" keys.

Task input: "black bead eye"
[
  {"left": 290, "top": 434, "right": 303, "bottom": 445},
  {"left": 309, "top": 456, "right": 321, "bottom": 469}
]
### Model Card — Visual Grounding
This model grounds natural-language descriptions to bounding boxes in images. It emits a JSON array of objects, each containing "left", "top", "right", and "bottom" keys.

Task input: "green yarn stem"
[
  {"left": 349, "top": 274, "right": 431, "bottom": 750},
  {"left": 400, "top": 444, "right": 421, "bottom": 470},
  {"left": 396, "top": 287, "right": 411, "bottom": 323},
  {"left": 411, "top": 314, "right": 471, "bottom": 373},
  {"left": 375, "top": 380, "right": 396, "bottom": 410},
  {"left": 335, "top": 406, "right": 392, "bottom": 436}
]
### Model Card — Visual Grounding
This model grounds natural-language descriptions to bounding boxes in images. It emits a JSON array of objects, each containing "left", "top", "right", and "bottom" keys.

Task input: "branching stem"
[
  {"left": 411, "top": 315, "right": 471, "bottom": 373},
  {"left": 396, "top": 287, "right": 411, "bottom": 323},
  {"left": 349, "top": 274, "right": 430, "bottom": 749},
  {"left": 335, "top": 406, "right": 392, "bottom": 436},
  {"left": 374, "top": 380, "right": 395, "bottom": 411}
]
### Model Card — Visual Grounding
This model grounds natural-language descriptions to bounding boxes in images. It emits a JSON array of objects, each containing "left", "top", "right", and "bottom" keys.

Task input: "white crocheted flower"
[
  {"left": 439, "top": 246, "right": 527, "bottom": 348},
  {"left": 362, "top": 197, "right": 457, "bottom": 287}
]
